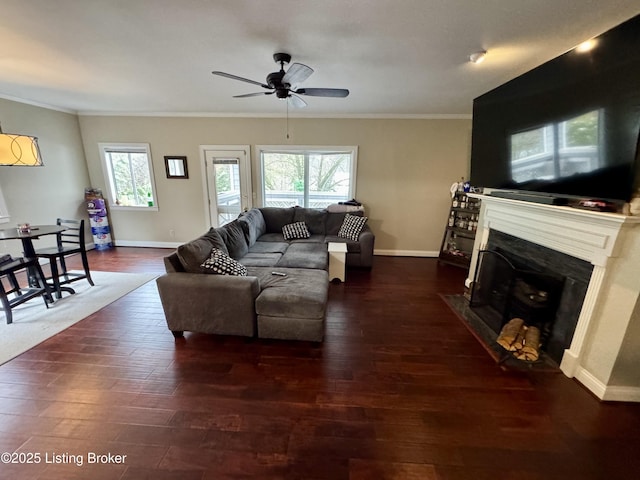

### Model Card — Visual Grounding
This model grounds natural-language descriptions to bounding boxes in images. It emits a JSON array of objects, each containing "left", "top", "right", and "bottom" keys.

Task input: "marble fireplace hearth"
[{"left": 466, "top": 193, "right": 640, "bottom": 402}]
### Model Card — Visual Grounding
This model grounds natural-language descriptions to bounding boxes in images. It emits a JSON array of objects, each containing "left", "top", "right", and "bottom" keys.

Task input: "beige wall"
[
  {"left": 610, "top": 299, "right": 640, "bottom": 387},
  {"left": 587, "top": 228, "right": 640, "bottom": 389},
  {"left": 78, "top": 115, "right": 472, "bottom": 253},
  {"left": 0, "top": 99, "right": 90, "bottom": 257}
]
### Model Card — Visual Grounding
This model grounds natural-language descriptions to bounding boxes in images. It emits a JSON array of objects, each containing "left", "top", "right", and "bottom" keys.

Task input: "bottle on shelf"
[{"left": 439, "top": 182, "right": 482, "bottom": 268}]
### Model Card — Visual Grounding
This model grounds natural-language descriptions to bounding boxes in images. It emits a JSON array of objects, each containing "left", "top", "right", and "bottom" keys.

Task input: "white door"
[{"left": 203, "top": 147, "right": 252, "bottom": 227}]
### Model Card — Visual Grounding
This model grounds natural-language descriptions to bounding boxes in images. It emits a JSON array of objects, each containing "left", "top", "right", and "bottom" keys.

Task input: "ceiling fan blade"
[
  {"left": 212, "top": 71, "right": 269, "bottom": 88},
  {"left": 233, "top": 91, "right": 275, "bottom": 98},
  {"left": 282, "top": 63, "right": 314, "bottom": 86},
  {"left": 288, "top": 94, "right": 307, "bottom": 109},
  {"left": 296, "top": 88, "right": 350, "bottom": 98}
]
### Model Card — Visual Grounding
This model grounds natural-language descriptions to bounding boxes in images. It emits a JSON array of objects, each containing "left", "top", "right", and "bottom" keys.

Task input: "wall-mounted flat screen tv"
[{"left": 470, "top": 14, "right": 640, "bottom": 204}]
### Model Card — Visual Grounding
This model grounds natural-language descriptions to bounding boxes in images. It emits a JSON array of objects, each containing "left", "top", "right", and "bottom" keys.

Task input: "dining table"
[{"left": 0, "top": 224, "right": 68, "bottom": 293}]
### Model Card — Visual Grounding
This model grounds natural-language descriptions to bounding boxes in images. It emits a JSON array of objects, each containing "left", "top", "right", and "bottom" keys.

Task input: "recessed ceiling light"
[
  {"left": 469, "top": 50, "right": 487, "bottom": 64},
  {"left": 576, "top": 39, "right": 597, "bottom": 53}
]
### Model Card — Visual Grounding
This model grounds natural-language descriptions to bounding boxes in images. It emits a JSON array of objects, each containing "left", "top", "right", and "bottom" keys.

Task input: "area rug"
[
  {"left": 0, "top": 270, "right": 157, "bottom": 366},
  {"left": 441, "top": 293, "right": 560, "bottom": 373}
]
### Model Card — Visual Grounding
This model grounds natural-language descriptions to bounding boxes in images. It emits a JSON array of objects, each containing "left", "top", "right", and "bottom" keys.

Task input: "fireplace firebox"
[
  {"left": 468, "top": 230, "right": 592, "bottom": 364},
  {"left": 470, "top": 249, "right": 565, "bottom": 360}
]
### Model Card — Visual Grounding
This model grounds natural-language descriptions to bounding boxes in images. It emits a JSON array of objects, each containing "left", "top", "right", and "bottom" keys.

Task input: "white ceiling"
[{"left": 1, "top": 0, "right": 638, "bottom": 117}]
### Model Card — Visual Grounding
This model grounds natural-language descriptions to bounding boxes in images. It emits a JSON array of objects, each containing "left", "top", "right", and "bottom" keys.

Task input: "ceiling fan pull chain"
[{"left": 286, "top": 100, "right": 290, "bottom": 139}]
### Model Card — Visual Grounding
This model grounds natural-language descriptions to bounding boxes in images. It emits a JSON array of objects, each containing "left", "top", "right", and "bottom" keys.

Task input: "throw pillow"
[
  {"left": 282, "top": 221, "right": 311, "bottom": 240},
  {"left": 338, "top": 213, "right": 368, "bottom": 241},
  {"left": 200, "top": 248, "right": 248, "bottom": 276}
]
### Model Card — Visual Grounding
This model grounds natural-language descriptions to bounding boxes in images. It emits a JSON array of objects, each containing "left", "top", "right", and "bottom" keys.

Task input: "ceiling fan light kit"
[{"left": 212, "top": 52, "right": 349, "bottom": 109}]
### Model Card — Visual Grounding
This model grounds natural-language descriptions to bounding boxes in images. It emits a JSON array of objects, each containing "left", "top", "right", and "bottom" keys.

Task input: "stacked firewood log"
[{"left": 496, "top": 318, "right": 541, "bottom": 361}]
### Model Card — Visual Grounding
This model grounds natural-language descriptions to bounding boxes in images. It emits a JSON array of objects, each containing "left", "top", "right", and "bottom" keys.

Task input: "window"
[
  {"left": 98, "top": 143, "right": 158, "bottom": 210},
  {"left": 257, "top": 146, "right": 357, "bottom": 208}
]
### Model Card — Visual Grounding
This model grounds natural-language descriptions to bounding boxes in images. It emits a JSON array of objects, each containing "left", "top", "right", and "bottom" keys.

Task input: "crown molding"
[
  {"left": 76, "top": 111, "right": 472, "bottom": 120},
  {"left": 0, "top": 93, "right": 77, "bottom": 114}
]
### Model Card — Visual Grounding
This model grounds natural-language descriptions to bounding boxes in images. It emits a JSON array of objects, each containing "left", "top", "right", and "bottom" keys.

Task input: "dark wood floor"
[{"left": 1, "top": 248, "right": 639, "bottom": 479}]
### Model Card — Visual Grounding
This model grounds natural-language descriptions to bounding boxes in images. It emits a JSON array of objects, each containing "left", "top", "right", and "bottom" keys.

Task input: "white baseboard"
[
  {"left": 602, "top": 385, "right": 640, "bottom": 402},
  {"left": 374, "top": 249, "right": 439, "bottom": 257},
  {"left": 574, "top": 367, "right": 607, "bottom": 400},
  {"left": 564, "top": 361, "right": 640, "bottom": 403},
  {"left": 560, "top": 350, "right": 579, "bottom": 378},
  {"left": 112, "top": 240, "right": 181, "bottom": 249}
]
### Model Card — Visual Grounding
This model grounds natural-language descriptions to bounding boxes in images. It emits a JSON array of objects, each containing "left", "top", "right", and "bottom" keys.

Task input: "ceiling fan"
[{"left": 212, "top": 53, "right": 349, "bottom": 108}]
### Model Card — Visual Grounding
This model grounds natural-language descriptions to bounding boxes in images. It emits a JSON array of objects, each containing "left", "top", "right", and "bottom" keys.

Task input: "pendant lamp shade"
[{"left": 0, "top": 124, "right": 44, "bottom": 166}]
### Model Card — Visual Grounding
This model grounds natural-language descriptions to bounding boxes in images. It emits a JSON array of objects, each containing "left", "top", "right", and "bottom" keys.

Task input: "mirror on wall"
[{"left": 164, "top": 156, "right": 188, "bottom": 179}]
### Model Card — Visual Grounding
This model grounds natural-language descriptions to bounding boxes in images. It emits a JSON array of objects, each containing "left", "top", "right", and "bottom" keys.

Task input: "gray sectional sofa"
[{"left": 156, "top": 206, "right": 374, "bottom": 342}]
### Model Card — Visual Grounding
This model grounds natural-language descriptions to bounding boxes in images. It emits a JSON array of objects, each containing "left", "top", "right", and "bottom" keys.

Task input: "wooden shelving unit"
[{"left": 438, "top": 191, "right": 481, "bottom": 269}]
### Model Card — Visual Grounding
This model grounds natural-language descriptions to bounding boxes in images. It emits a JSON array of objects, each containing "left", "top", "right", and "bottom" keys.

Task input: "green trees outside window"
[{"left": 261, "top": 150, "right": 354, "bottom": 208}]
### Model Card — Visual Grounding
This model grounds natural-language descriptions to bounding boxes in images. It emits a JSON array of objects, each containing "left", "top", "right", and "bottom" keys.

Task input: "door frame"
[{"left": 199, "top": 145, "right": 252, "bottom": 228}]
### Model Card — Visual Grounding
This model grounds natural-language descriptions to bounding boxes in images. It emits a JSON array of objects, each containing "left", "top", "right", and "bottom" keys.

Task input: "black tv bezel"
[{"left": 470, "top": 14, "right": 640, "bottom": 206}]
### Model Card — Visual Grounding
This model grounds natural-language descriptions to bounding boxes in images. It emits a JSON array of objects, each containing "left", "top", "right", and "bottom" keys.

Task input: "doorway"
[{"left": 201, "top": 146, "right": 252, "bottom": 227}]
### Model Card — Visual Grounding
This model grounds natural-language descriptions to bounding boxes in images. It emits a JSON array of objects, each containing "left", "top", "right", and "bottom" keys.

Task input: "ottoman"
[{"left": 254, "top": 267, "right": 329, "bottom": 342}]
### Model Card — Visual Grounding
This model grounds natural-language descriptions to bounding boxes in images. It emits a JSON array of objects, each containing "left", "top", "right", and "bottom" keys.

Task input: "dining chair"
[
  {"left": 0, "top": 256, "right": 53, "bottom": 324},
  {"left": 35, "top": 218, "right": 94, "bottom": 299}
]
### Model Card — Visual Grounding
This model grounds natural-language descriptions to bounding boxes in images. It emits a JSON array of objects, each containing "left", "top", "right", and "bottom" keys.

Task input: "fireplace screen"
[{"left": 470, "top": 249, "right": 565, "bottom": 351}]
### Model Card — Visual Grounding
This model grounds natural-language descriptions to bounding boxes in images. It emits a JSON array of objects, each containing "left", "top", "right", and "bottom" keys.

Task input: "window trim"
[
  {"left": 98, "top": 142, "right": 159, "bottom": 211},
  {"left": 255, "top": 145, "right": 358, "bottom": 208},
  {"left": 0, "top": 186, "right": 9, "bottom": 224}
]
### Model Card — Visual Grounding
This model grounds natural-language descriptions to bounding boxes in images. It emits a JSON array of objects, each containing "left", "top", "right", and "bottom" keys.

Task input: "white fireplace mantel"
[{"left": 467, "top": 193, "right": 640, "bottom": 402}]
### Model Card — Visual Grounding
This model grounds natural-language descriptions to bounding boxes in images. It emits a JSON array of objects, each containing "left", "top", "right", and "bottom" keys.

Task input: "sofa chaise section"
[{"left": 251, "top": 266, "right": 328, "bottom": 342}]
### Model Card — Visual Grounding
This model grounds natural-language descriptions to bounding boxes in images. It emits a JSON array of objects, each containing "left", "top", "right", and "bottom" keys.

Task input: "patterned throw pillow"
[
  {"left": 200, "top": 248, "right": 248, "bottom": 276},
  {"left": 282, "top": 221, "right": 311, "bottom": 240},
  {"left": 338, "top": 214, "right": 368, "bottom": 241}
]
